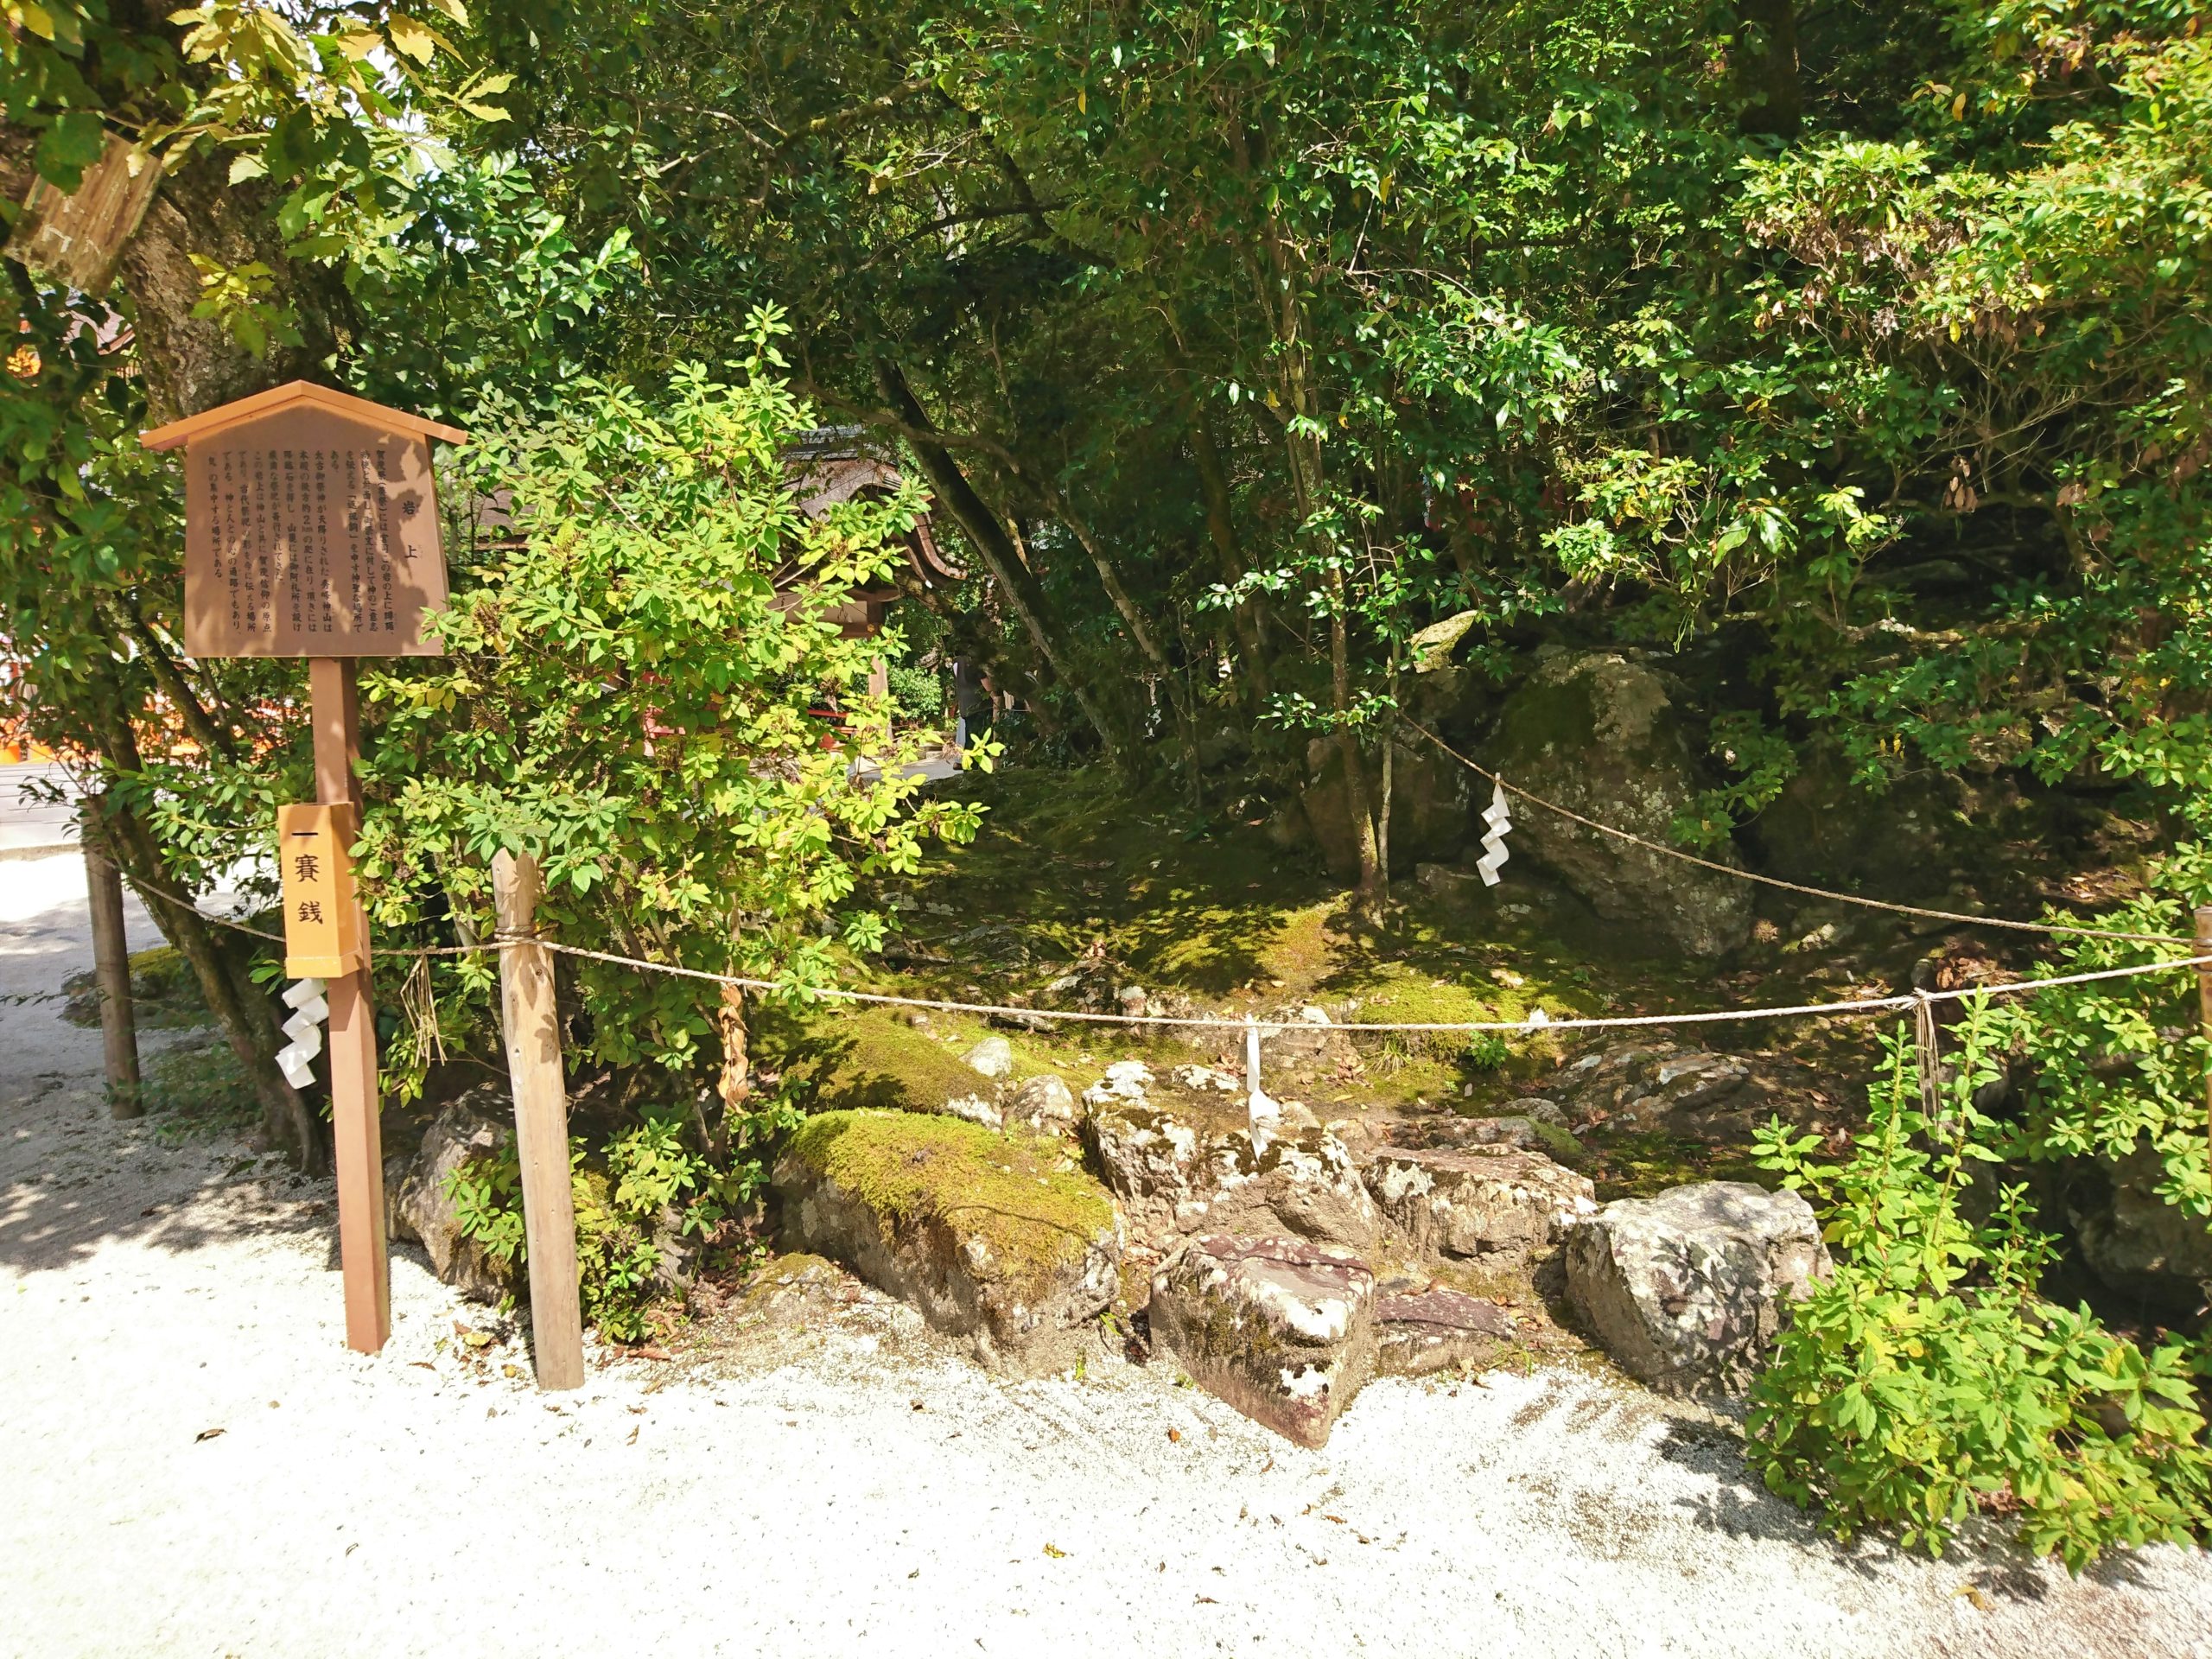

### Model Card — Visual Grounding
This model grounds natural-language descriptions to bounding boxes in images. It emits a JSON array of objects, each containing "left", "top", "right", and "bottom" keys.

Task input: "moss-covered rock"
[
  {"left": 772, "top": 1109, "right": 1122, "bottom": 1376},
  {"left": 1487, "top": 650, "right": 1751, "bottom": 957}
]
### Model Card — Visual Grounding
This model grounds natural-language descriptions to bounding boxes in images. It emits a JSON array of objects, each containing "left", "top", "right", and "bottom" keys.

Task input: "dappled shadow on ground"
[{"left": 0, "top": 1072, "right": 328, "bottom": 1278}]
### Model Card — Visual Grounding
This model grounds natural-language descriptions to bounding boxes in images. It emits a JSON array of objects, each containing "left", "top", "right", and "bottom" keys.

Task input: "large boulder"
[
  {"left": 1485, "top": 651, "right": 1752, "bottom": 957},
  {"left": 773, "top": 1109, "right": 1122, "bottom": 1377},
  {"left": 1300, "top": 738, "right": 1468, "bottom": 879},
  {"left": 1365, "top": 1146, "right": 1595, "bottom": 1259},
  {"left": 1186, "top": 1127, "right": 1382, "bottom": 1251},
  {"left": 1084, "top": 1084, "right": 1376, "bottom": 1249},
  {"left": 391, "top": 1093, "right": 516, "bottom": 1303},
  {"left": 1747, "top": 749, "right": 1969, "bottom": 902},
  {"left": 1566, "top": 1181, "right": 1829, "bottom": 1396},
  {"left": 2058, "top": 1141, "right": 2212, "bottom": 1316},
  {"left": 1148, "top": 1236, "right": 1378, "bottom": 1447}
]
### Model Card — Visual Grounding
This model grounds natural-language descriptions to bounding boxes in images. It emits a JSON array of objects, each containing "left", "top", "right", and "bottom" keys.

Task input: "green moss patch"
[
  {"left": 788, "top": 1109, "right": 1115, "bottom": 1294},
  {"left": 771, "top": 1005, "right": 999, "bottom": 1113},
  {"left": 62, "top": 945, "right": 209, "bottom": 1031}
]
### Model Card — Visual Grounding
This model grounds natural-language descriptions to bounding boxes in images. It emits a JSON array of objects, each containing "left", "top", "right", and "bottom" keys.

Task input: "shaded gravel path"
[{"left": 3, "top": 853, "right": 2209, "bottom": 1659}]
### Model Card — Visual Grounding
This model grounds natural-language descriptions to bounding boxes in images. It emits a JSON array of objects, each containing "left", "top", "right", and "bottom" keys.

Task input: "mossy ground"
[
  {"left": 788, "top": 1109, "right": 1116, "bottom": 1296},
  {"left": 62, "top": 944, "right": 208, "bottom": 1031},
  {"left": 766, "top": 758, "right": 2047, "bottom": 1202}
]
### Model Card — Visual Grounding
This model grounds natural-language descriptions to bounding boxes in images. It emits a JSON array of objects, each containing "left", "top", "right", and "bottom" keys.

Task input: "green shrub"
[
  {"left": 1748, "top": 1012, "right": 2212, "bottom": 1568},
  {"left": 445, "top": 1104, "right": 754, "bottom": 1343}
]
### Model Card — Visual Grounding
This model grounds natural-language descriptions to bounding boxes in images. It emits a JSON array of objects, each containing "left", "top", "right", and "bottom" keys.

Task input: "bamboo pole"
[
  {"left": 493, "top": 849, "right": 585, "bottom": 1390},
  {"left": 310, "top": 657, "right": 390, "bottom": 1354},
  {"left": 82, "top": 817, "right": 141, "bottom": 1120},
  {"left": 2196, "top": 906, "right": 2212, "bottom": 1162}
]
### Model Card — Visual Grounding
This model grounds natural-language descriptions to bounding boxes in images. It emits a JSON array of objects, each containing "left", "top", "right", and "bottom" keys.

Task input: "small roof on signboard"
[{"left": 140, "top": 380, "right": 467, "bottom": 452}]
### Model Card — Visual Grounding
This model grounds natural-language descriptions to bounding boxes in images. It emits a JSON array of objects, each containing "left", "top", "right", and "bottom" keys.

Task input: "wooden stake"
[
  {"left": 493, "top": 849, "right": 585, "bottom": 1390},
  {"left": 310, "top": 657, "right": 390, "bottom": 1354},
  {"left": 82, "top": 816, "right": 141, "bottom": 1120},
  {"left": 2196, "top": 906, "right": 2212, "bottom": 1163}
]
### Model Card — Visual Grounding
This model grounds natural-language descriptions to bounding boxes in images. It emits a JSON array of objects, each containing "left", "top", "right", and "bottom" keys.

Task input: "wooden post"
[
  {"left": 311, "top": 657, "right": 390, "bottom": 1354},
  {"left": 82, "top": 814, "right": 141, "bottom": 1120},
  {"left": 493, "top": 849, "right": 585, "bottom": 1390},
  {"left": 2196, "top": 906, "right": 2212, "bottom": 1160}
]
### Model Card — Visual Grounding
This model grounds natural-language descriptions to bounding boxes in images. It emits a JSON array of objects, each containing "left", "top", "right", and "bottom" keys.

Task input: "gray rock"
[
  {"left": 1457, "top": 1114, "right": 1585, "bottom": 1166},
  {"left": 941, "top": 1092, "right": 1002, "bottom": 1130},
  {"left": 1082, "top": 1058, "right": 1154, "bottom": 1109},
  {"left": 1376, "top": 1287, "right": 1513, "bottom": 1377},
  {"left": 1083, "top": 1097, "right": 1208, "bottom": 1233},
  {"left": 1509, "top": 1096, "right": 1567, "bottom": 1127},
  {"left": 1364, "top": 1146, "right": 1596, "bottom": 1259},
  {"left": 962, "top": 1035, "right": 1015, "bottom": 1080},
  {"left": 1006, "top": 1073, "right": 1077, "bottom": 1134},
  {"left": 1149, "top": 1236, "right": 1378, "bottom": 1447},
  {"left": 395, "top": 1093, "right": 516, "bottom": 1303},
  {"left": 1486, "top": 651, "right": 1752, "bottom": 957},
  {"left": 1545, "top": 1043, "right": 1757, "bottom": 1132},
  {"left": 1185, "top": 1127, "right": 1382, "bottom": 1251},
  {"left": 2061, "top": 1140, "right": 2212, "bottom": 1314},
  {"left": 1566, "top": 1181, "right": 1830, "bottom": 1396}
]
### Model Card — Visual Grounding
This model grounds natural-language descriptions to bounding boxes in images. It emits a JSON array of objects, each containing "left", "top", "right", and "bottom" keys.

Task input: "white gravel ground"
[{"left": 4, "top": 852, "right": 2210, "bottom": 1659}]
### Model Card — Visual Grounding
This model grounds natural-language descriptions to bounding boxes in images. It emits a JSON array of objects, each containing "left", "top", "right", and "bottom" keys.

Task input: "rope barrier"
[
  {"left": 112, "top": 868, "right": 2211, "bottom": 1036},
  {"left": 1399, "top": 717, "right": 2194, "bottom": 948}
]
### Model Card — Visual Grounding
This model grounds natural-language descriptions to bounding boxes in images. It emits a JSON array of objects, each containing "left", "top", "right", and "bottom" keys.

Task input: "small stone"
[
  {"left": 962, "top": 1036, "right": 1015, "bottom": 1080},
  {"left": 942, "top": 1093, "right": 1002, "bottom": 1130},
  {"left": 1007, "top": 1073, "right": 1077, "bottom": 1134},
  {"left": 1148, "top": 1236, "right": 1377, "bottom": 1447}
]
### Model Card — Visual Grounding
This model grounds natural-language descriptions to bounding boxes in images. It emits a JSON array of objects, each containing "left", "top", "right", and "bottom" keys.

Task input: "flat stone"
[
  {"left": 1364, "top": 1146, "right": 1595, "bottom": 1259},
  {"left": 1376, "top": 1287, "right": 1513, "bottom": 1378},
  {"left": 1565, "top": 1180, "right": 1829, "bottom": 1396},
  {"left": 1148, "top": 1236, "right": 1377, "bottom": 1447}
]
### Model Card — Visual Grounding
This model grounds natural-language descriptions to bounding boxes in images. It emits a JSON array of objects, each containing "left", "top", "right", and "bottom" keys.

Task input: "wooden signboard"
[
  {"left": 276, "top": 802, "right": 365, "bottom": 979},
  {"left": 143, "top": 383, "right": 465, "bottom": 1360},
  {"left": 143, "top": 381, "right": 461, "bottom": 658}
]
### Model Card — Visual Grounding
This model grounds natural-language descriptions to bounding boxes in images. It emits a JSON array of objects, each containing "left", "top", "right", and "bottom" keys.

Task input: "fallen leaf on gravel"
[
  {"left": 461, "top": 1330, "right": 493, "bottom": 1350},
  {"left": 410, "top": 1362, "right": 435, "bottom": 1371},
  {"left": 1325, "top": 1515, "right": 1345, "bottom": 1524},
  {"left": 502, "top": 1364, "right": 520, "bottom": 1379},
  {"left": 636, "top": 1344, "right": 672, "bottom": 1362},
  {"left": 1195, "top": 1597, "right": 1217, "bottom": 1605},
  {"left": 1042, "top": 1544, "right": 1066, "bottom": 1559},
  {"left": 1166, "top": 1428, "right": 1182, "bottom": 1443},
  {"left": 194, "top": 1427, "right": 224, "bottom": 1442},
  {"left": 626, "top": 1426, "right": 639, "bottom": 1446}
]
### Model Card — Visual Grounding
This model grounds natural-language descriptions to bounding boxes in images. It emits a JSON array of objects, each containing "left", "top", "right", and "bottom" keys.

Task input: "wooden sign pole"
[
  {"left": 493, "top": 849, "right": 585, "bottom": 1389},
  {"left": 142, "top": 381, "right": 470, "bottom": 1361},
  {"left": 311, "top": 657, "right": 390, "bottom": 1354}
]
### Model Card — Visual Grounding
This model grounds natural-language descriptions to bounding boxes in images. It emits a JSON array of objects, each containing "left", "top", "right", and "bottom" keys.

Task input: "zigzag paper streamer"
[
  {"left": 1475, "top": 779, "right": 1513, "bottom": 886},
  {"left": 276, "top": 976, "right": 327, "bottom": 1090}
]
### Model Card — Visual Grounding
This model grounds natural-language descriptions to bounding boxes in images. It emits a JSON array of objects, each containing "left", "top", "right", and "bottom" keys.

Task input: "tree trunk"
[
  {"left": 87, "top": 715, "right": 323, "bottom": 1169},
  {"left": 1735, "top": 0, "right": 1802, "bottom": 140},
  {"left": 874, "top": 359, "right": 1139, "bottom": 772}
]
